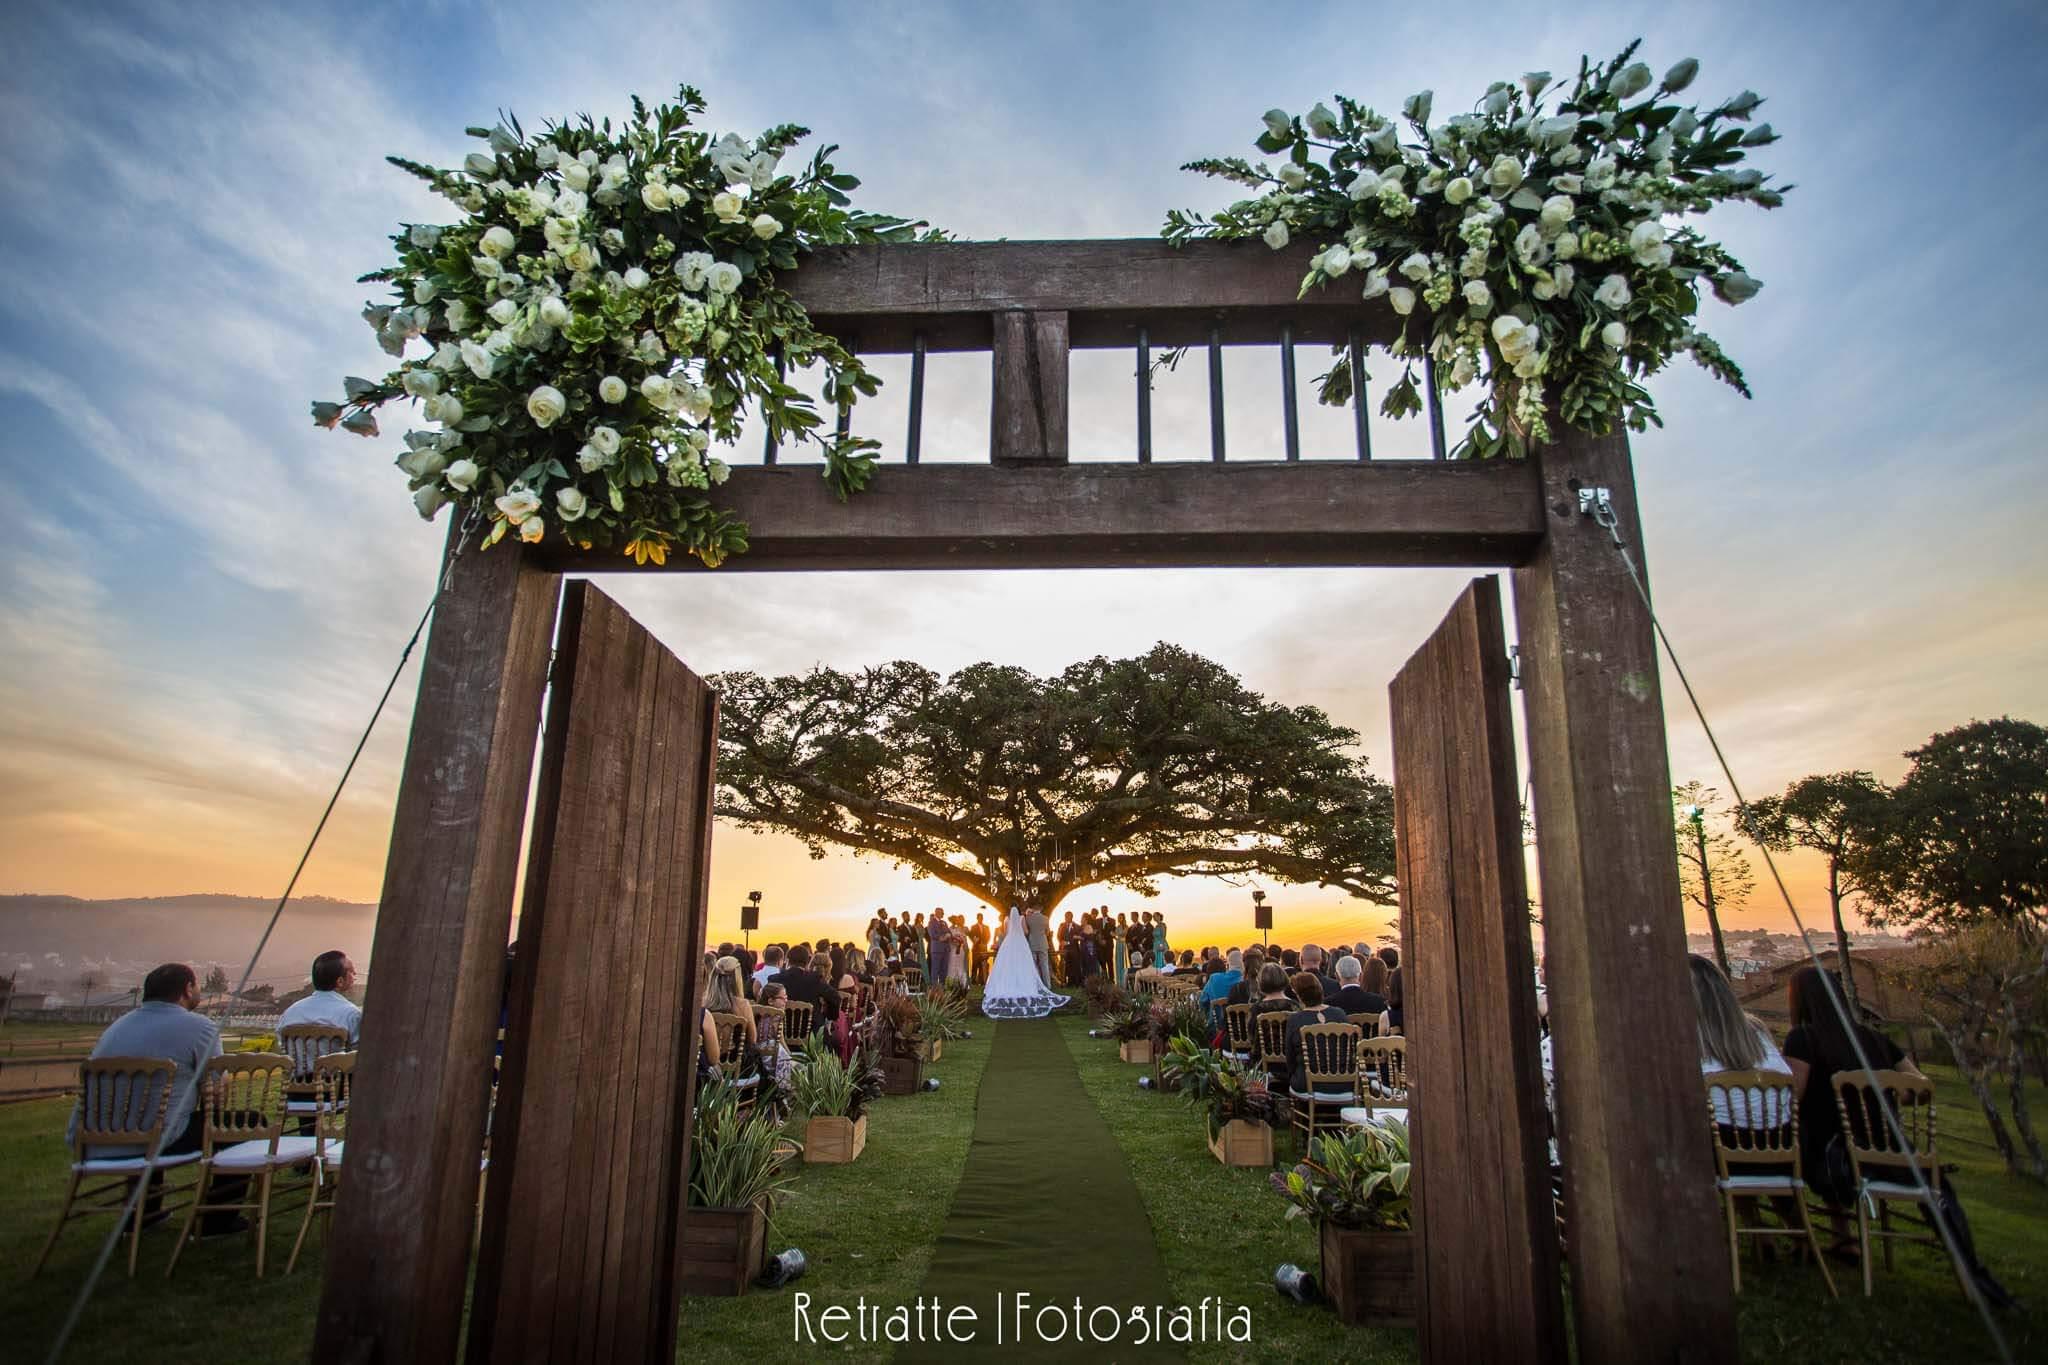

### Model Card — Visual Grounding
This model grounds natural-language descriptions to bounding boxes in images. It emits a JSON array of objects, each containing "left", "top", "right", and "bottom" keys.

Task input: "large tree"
[
  {"left": 1859, "top": 717, "right": 2048, "bottom": 938},
  {"left": 712, "top": 644, "right": 1396, "bottom": 915},
  {"left": 1740, "top": 770, "right": 1889, "bottom": 1015}
]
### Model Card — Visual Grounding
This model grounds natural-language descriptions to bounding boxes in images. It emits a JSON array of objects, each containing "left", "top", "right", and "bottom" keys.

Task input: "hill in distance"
[{"left": 0, "top": 894, "right": 378, "bottom": 996}]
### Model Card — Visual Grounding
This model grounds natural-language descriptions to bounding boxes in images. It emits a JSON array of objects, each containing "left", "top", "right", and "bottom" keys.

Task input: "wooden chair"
[
  {"left": 754, "top": 1004, "right": 785, "bottom": 1047},
  {"left": 709, "top": 1011, "right": 760, "bottom": 1113},
  {"left": 902, "top": 967, "right": 926, "bottom": 997},
  {"left": 286, "top": 1052, "right": 355, "bottom": 1274},
  {"left": 278, "top": 1023, "right": 352, "bottom": 1120},
  {"left": 1223, "top": 1004, "right": 1256, "bottom": 1062},
  {"left": 782, "top": 999, "right": 815, "bottom": 1039},
  {"left": 35, "top": 1057, "right": 202, "bottom": 1277},
  {"left": 840, "top": 981, "right": 872, "bottom": 1026},
  {"left": 165, "top": 1053, "right": 317, "bottom": 1278},
  {"left": 1254, "top": 1011, "right": 1290, "bottom": 1079},
  {"left": 1833, "top": 1070, "right": 1956, "bottom": 1297},
  {"left": 1356, "top": 1037, "right": 1410, "bottom": 1109},
  {"left": 1704, "top": 1069, "right": 1836, "bottom": 1297},
  {"left": 1290, "top": 1022, "right": 1362, "bottom": 1146}
]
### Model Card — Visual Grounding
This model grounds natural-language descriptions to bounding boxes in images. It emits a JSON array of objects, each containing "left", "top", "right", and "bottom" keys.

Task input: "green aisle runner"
[{"left": 897, "top": 1016, "right": 1183, "bottom": 1362}]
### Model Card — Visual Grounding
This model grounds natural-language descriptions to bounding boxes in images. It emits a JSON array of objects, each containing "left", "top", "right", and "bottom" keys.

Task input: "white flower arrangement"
[
  {"left": 313, "top": 87, "right": 932, "bottom": 566},
  {"left": 1163, "top": 42, "right": 1784, "bottom": 458}
]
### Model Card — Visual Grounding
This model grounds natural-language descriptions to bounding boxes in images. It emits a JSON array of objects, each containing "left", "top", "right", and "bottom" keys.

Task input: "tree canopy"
[{"left": 711, "top": 644, "right": 1396, "bottom": 915}]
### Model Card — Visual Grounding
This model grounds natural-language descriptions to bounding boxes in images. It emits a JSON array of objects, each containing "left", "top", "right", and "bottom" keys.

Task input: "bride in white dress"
[{"left": 980, "top": 907, "right": 1069, "bottom": 1019}]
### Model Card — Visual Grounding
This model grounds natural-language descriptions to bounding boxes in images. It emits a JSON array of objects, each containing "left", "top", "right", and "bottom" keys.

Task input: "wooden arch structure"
[{"left": 312, "top": 239, "right": 1735, "bottom": 1365}]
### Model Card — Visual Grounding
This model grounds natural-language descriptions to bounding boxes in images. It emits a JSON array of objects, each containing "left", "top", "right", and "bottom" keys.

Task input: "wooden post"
[
  {"left": 1391, "top": 576, "right": 1566, "bottom": 1363},
  {"left": 990, "top": 309, "right": 1069, "bottom": 464},
  {"left": 313, "top": 522, "right": 561, "bottom": 1365},
  {"left": 1511, "top": 428, "right": 1738, "bottom": 1362}
]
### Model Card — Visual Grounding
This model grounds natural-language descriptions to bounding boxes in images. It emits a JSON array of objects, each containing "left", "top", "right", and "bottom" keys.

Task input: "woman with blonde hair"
[{"left": 706, "top": 955, "right": 758, "bottom": 1050}]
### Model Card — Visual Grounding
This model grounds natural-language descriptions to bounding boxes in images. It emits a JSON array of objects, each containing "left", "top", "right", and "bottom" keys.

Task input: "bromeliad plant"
[
  {"left": 689, "top": 1073, "right": 800, "bottom": 1212},
  {"left": 1106, "top": 995, "right": 1158, "bottom": 1043},
  {"left": 1272, "top": 1119, "right": 1414, "bottom": 1231},
  {"left": 314, "top": 87, "right": 931, "bottom": 567},
  {"left": 788, "top": 1039, "right": 884, "bottom": 1123},
  {"left": 916, "top": 983, "right": 971, "bottom": 1042},
  {"left": 1166, "top": 42, "right": 1784, "bottom": 459},
  {"left": 1161, "top": 1035, "right": 1276, "bottom": 1135},
  {"left": 1149, "top": 995, "right": 1214, "bottom": 1053}
]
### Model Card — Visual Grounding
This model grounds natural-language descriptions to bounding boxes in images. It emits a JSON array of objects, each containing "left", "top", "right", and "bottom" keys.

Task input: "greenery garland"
[
  {"left": 312, "top": 87, "right": 933, "bottom": 567},
  {"left": 1165, "top": 42, "right": 1785, "bottom": 459}
]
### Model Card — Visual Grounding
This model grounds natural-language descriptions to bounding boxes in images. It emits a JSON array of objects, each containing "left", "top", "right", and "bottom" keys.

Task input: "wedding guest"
[
  {"left": 840, "top": 948, "right": 873, "bottom": 989},
  {"left": 770, "top": 942, "right": 838, "bottom": 1032},
  {"left": 696, "top": 963, "right": 722, "bottom": 1085},
  {"left": 1380, "top": 968, "right": 1404, "bottom": 1035},
  {"left": 1329, "top": 954, "right": 1386, "bottom": 1021},
  {"left": 970, "top": 913, "right": 992, "bottom": 983},
  {"left": 752, "top": 945, "right": 784, "bottom": 992},
  {"left": 1361, "top": 954, "right": 1390, "bottom": 1003},
  {"left": 1378, "top": 945, "right": 1400, "bottom": 972},
  {"left": 1151, "top": 912, "right": 1171, "bottom": 969},
  {"left": 706, "top": 956, "right": 759, "bottom": 1051},
  {"left": 1300, "top": 944, "right": 1341, "bottom": 1004},
  {"left": 1226, "top": 949, "right": 1266, "bottom": 1009},
  {"left": 828, "top": 945, "right": 847, "bottom": 985},
  {"left": 926, "top": 909, "right": 950, "bottom": 983},
  {"left": 1782, "top": 965, "right": 1917, "bottom": 1211},
  {"left": 1112, "top": 913, "right": 1130, "bottom": 983},
  {"left": 1198, "top": 948, "right": 1244, "bottom": 1026},
  {"left": 277, "top": 950, "right": 362, "bottom": 1046},
  {"left": 1281, "top": 973, "right": 1350, "bottom": 1094},
  {"left": 1250, "top": 963, "right": 1298, "bottom": 1083},
  {"left": 756, "top": 981, "right": 795, "bottom": 1086}
]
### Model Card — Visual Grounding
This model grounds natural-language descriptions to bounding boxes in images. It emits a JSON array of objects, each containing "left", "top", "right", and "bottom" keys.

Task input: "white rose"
[
  {"left": 1551, "top": 174, "right": 1583, "bottom": 195},
  {"left": 1480, "top": 86, "right": 1512, "bottom": 118},
  {"left": 537, "top": 295, "right": 572, "bottom": 328},
  {"left": 487, "top": 298, "right": 518, "bottom": 325},
  {"left": 1305, "top": 103, "right": 1340, "bottom": 138},
  {"left": 1716, "top": 272, "right": 1763, "bottom": 304},
  {"left": 576, "top": 443, "right": 609, "bottom": 472},
  {"left": 460, "top": 339, "right": 495, "bottom": 379},
  {"left": 471, "top": 254, "right": 502, "bottom": 280},
  {"left": 401, "top": 369, "right": 440, "bottom": 398},
  {"left": 641, "top": 181, "right": 672, "bottom": 212},
  {"left": 556, "top": 486, "right": 589, "bottom": 521},
  {"left": 1388, "top": 286, "right": 1416, "bottom": 315},
  {"left": 678, "top": 252, "right": 713, "bottom": 291},
  {"left": 711, "top": 191, "right": 745, "bottom": 223},
  {"left": 518, "top": 515, "right": 545, "bottom": 544},
  {"left": 1491, "top": 314, "right": 1539, "bottom": 363},
  {"left": 526, "top": 384, "right": 567, "bottom": 428},
  {"left": 747, "top": 151, "right": 779, "bottom": 191},
  {"left": 1550, "top": 144, "right": 1584, "bottom": 167},
  {"left": 1360, "top": 270, "right": 1390, "bottom": 300},
  {"left": 1594, "top": 274, "right": 1631, "bottom": 309},
  {"left": 1443, "top": 176, "right": 1473, "bottom": 205},
  {"left": 1318, "top": 245, "right": 1352, "bottom": 277},
  {"left": 622, "top": 266, "right": 651, "bottom": 291},
  {"left": 429, "top": 341, "right": 463, "bottom": 372},
  {"left": 1346, "top": 169, "right": 1383, "bottom": 201},
  {"left": 543, "top": 217, "right": 578, "bottom": 254},
  {"left": 1278, "top": 164, "right": 1308, "bottom": 191},
  {"left": 1551, "top": 263, "right": 1575, "bottom": 295},
  {"left": 1398, "top": 251, "right": 1431, "bottom": 282},
  {"left": 1463, "top": 280, "right": 1492, "bottom": 312},
  {"left": 413, "top": 484, "right": 448, "bottom": 520},
  {"left": 552, "top": 187, "right": 588, "bottom": 218},
  {"left": 561, "top": 160, "right": 591, "bottom": 191},
  {"left": 1402, "top": 90, "right": 1433, "bottom": 125},
  {"left": 1553, "top": 232, "right": 1580, "bottom": 261},
  {"left": 564, "top": 242, "right": 599, "bottom": 273},
  {"left": 640, "top": 374, "right": 675, "bottom": 410},
  {"left": 533, "top": 142, "right": 559, "bottom": 169},
  {"left": 496, "top": 485, "right": 541, "bottom": 523},
  {"left": 580, "top": 425, "right": 618, "bottom": 458},
  {"left": 1262, "top": 220, "right": 1290, "bottom": 250},
  {"left": 1261, "top": 108, "right": 1292, "bottom": 140},
  {"left": 599, "top": 375, "right": 628, "bottom": 404},
  {"left": 1485, "top": 154, "right": 1524, "bottom": 194},
  {"left": 1609, "top": 62, "right": 1653, "bottom": 100},
  {"left": 479, "top": 226, "right": 517, "bottom": 259},
  {"left": 408, "top": 224, "right": 443, "bottom": 249},
  {"left": 1662, "top": 58, "right": 1699, "bottom": 93},
  {"left": 1628, "top": 220, "right": 1666, "bottom": 259},
  {"left": 751, "top": 213, "right": 782, "bottom": 240},
  {"left": 1602, "top": 320, "right": 1628, "bottom": 349},
  {"left": 1364, "top": 121, "right": 1399, "bottom": 156},
  {"left": 1515, "top": 224, "right": 1547, "bottom": 265},
  {"left": 444, "top": 458, "right": 480, "bottom": 492},
  {"left": 412, "top": 278, "right": 439, "bottom": 305},
  {"left": 1584, "top": 156, "right": 1619, "bottom": 191},
  {"left": 706, "top": 261, "right": 742, "bottom": 294},
  {"left": 1522, "top": 71, "right": 1552, "bottom": 99},
  {"left": 1540, "top": 195, "right": 1576, "bottom": 230},
  {"left": 1531, "top": 276, "right": 1556, "bottom": 301}
]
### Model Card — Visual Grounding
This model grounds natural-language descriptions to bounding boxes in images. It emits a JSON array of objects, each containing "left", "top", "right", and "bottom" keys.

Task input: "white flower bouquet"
[
  {"left": 1163, "top": 42, "right": 1784, "bottom": 458},
  {"left": 314, "top": 87, "right": 932, "bottom": 566}
]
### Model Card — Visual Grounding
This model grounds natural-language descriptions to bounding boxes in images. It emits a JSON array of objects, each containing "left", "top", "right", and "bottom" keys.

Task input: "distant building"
[{"left": 1734, "top": 947, "right": 1927, "bottom": 1030}]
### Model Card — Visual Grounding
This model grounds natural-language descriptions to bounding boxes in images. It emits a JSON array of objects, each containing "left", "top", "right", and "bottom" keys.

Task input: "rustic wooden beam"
[
  {"left": 532, "top": 461, "right": 1544, "bottom": 573},
  {"left": 313, "top": 523, "right": 561, "bottom": 1365},
  {"left": 1510, "top": 429, "right": 1738, "bottom": 1362},
  {"left": 1392, "top": 576, "right": 1567, "bottom": 1365},
  {"left": 990, "top": 310, "right": 1069, "bottom": 465},
  {"left": 788, "top": 239, "right": 1398, "bottom": 352}
]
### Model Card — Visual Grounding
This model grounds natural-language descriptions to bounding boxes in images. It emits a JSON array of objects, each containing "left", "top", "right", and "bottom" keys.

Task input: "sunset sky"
[{"left": 1, "top": 0, "right": 2043, "bottom": 963}]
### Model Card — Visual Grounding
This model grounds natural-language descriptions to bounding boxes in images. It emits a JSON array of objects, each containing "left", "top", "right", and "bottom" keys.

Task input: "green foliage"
[
  {"left": 1105, "top": 994, "right": 1157, "bottom": 1042},
  {"left": 915, "top": 984, "right": 971, "bottom": 1042},
  {"left": 1148, "top": 995, "right": 1212, "bottom": 1051},
  {"left": 712, "top": 645, "right": 1397, "bottom": 916},
  {"left": 688, "top": 1073, "right": 800, "bottom": 1211},
  {"left": 1081, "top": 972, "right": 1126, "bottom": 1018},
  {"left": 788, "top": 1041, "right": 884, "bottom": 1122},
  {"left": 1159, "top": 1035, "right": 1275, "bottom": 1134},
  {"left": 1272, "top": 1120, "right": 1414, "bottom": 1231}
]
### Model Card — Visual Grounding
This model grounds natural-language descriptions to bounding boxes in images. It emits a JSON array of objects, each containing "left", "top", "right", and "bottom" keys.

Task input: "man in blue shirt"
[{"left": 1198, "top": 947, "right": 1245, "bottom": 1029}]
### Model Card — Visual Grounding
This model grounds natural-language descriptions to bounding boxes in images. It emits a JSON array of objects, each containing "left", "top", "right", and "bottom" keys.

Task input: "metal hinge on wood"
[{"left": 1508, "top": 645, "right": 1523, "bottom": 690}]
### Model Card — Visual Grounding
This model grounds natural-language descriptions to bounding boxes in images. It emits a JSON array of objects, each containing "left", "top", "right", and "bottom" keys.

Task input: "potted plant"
[
  {"left": 871, "top": 994, "right": 925, "bottom": 1094},
  {"left": 1272, "top": 1120, "right": 1415, "bottom": 1326},
  {"left": 1147, "top": 996, "right": 1213, "bottom": 1088},
  {"left": 1107, "top": 995, "right": 1156, "bottom": 1064},
  {"left": 1161, "top": 1036, "right": 1276, "bottom": 1167},
  {"left": 914, "top": 984, "right": 969, "bottom": 1061},
  {"left": 788, "top": 1040, "right": 883, "bottom": 1164},
  {"left": 682, "top": 1074, "right": 799, "bottom": 1296},
  {"left": 1082, "top": 972, "right": 1126, "bottom": 1018}
]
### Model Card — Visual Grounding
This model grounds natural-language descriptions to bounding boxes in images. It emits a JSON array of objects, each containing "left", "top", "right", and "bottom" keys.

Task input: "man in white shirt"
[
  {"left": 277, "top": 950, "right": 363, "bottom": 1045},
  {"left": 752, "top": 945, "right": 785, "bottom": 992}
]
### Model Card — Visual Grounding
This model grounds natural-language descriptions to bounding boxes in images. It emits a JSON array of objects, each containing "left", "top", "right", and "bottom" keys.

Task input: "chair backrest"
[
  {"left": 312, "top": 1052, "right": 356, "bottom": 1145},
  {"left": 280, "top": 1023, "right": 352, "bottom": 1086},
  {"left": 902, "top": 967, "right": 925, "bottom": 992},
  {"left": 1161, "top": 976, "right": 1199, "bottom": 1000},
  {"left": 783, "top": 999, "right": 815, "bottom": 1038},
  {"left": 200, "top": 1053, "right": 291, "bottom": 1154},
  {"left": 710, "top": 1012, "right": 747, "bottom": 1076},
  {"left": 1224, "top": 1003, "right": 1254, "bottom": 1053},
  {"left": 1255, "top": 1010, "right": 1289, "bottom": 1066},
  {"left": 841, "top": 981, "right": 871, "bottom": 1024},
  {"left": 1834, "top": 1069, "right": 1936, "bottom": 1182},
  {"left": 754, "top": 1005, "right": 785, "bottom": 1046},
  {"left": 1358, "top": 1037, "right": 1410, "bottom": 1101},
  {"left": 73, "top": 1056, "right": 179, "bottom": 1158},
  {"left": 1703, "top": 1068, "right": 1800, "bottom": 1171},
  {"left": 1301, "top": 1023, "right": 1363, "bottom": 1089}
]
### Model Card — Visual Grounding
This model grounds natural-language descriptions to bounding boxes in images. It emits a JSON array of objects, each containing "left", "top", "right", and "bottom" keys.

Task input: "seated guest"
[
  {"left": 770, "top": 942, "right": 839, "bottom": 1031},
  {"left": 69, "top": 964, "right": 243, "bottom": 1231},
  {"left": 1278, "top": 948, "right": 1300, "bottom": 971},
  {"left": 1226, "top": 950, "right": 1267, "bottom": 1008},
  {"left": 1380, "top": 968, "right": 1404, "bottom": 1035},
  {"left": 1690, "top": 954, "right": 1791, "bottom": 1130},
  {"left": 734, "top": 947, "right": 759, "bottom": 999},
  {"left": 1329, "top": 954, "right": 1386, "bottom": 1021},
  {"left": 277, "top": 950, "right": 363, "bottom": 1046},
  {"left": 1782, "top": 964, "right": 1917, "bottom": 1216},
  {"left": 1199, "top": 948, "right": 1245, "bottom": 1016},
  {"left": 1282, "top": 973, "right": 1351, "bottom": 1095},
  {"left": 1249, "top": 963, "right": 1299, "bottom": 1083},
  {"left": 705, "top": 957, "right": 758, "bottom": 1052},
  {"left": 755, "top": 982, "right": 795, "bottom": 1087},
  {"left": 839, "top": 948, "right": 874, "bottom": 990},
  {"left": 752, "top": 945, "right": 784, "bottom": 991},
  {"left": 1301, "top": 944, "right": 1342, "bottom": 1003},
  {"left": 1361, "top": 954, "right": 1391, "bottom": 1005},
  {"left": 1377, "top": 944, "right": 1400, "bottom": 972}
]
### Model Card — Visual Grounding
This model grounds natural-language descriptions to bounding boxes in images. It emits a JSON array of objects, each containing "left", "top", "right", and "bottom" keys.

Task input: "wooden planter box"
[
  {"left": 1119, "top": 1039, "right": 1153, "bottom": 1064},
  {"left": 1319, "top": 1222, "right": 1415, "bottom": 1327},
  {"left": 1206, "top": 1118, "right": 1274, "bottom": 1167},
  {"left": 880, "top": 1054, "right": 924, "bottom": 1095},
  {"left": 918, "top": 1039, "right": 944, "bottom": 1061},
  {"left": 803, "top": 1113, "right": 867, "bottom": 1164},
  {"left": 679, "top": 1201, "right": 767, "bottom": 1297}
]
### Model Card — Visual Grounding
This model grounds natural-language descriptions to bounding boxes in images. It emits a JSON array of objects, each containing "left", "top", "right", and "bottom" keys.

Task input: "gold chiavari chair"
[
  {"left": 1705, "top": 1068, "right": 1835, "bottom": 1297},
  {"left": 1290, "top": 1023, "right": 1362, "bottom": 1146},
  {"left": 286, "top": 1052, "right": 355, "bottom": 1274},
  {"left": 1356, "top": 1036, "right": 1410, "bottom": 1110},
  {"left": 35, "top": 1057, "right": 201, "bottom": 1277},
  {"left": 166, "top": 1053, "right": 317, "bottom": 1278},
  {"left": 1833, "top": 1070, "right": 1956, "bottom": 1298}
]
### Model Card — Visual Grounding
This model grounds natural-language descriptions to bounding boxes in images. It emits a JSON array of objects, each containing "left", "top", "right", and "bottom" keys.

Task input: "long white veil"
[{"left": 981, "top": 908, "right": 1069, "bottom": 1019}]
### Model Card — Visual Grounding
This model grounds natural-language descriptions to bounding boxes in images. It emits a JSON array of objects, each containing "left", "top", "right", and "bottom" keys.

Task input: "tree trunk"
[
  {"left": 1698, "top": 826, "right": 1728, "bottom": 975},
  {"left": 2004, "top": 1035, "right": 2048, "bottom": 1185},
  {"left": 1930, "top": 1015, "right": 2019, "bottom": 1175},
  {"left": 1828, "top": 864, "right": 1859, "bottom": 1017}
]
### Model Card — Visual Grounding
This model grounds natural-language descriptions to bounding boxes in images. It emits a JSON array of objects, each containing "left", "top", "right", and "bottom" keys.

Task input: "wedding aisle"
[{"left": 897, "top": 1016, "right": 1182, "bottom": 1361}]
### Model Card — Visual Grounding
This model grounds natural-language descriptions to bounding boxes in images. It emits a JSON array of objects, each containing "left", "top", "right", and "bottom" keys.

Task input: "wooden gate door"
[
  {"left": 1390, "top": 576, "right": 1566, "bottom": 1363},
  {"left": 468, "top": 581, "right": 718, "bottom": 1364}
]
